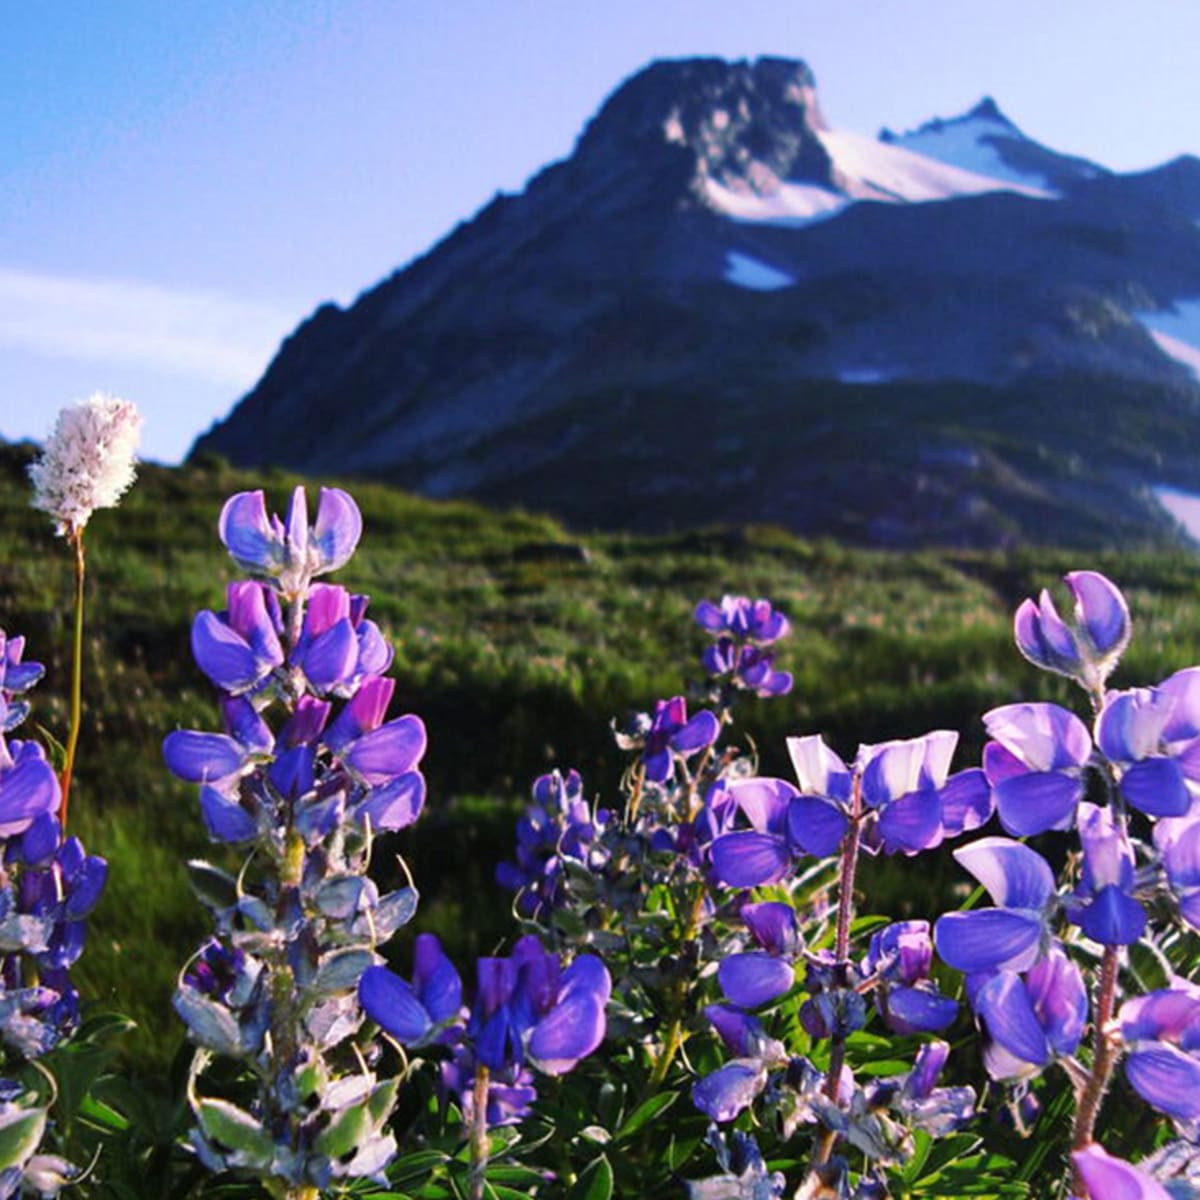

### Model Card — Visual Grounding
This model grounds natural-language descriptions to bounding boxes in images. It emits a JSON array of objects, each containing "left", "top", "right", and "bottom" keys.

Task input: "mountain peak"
[
  {"left": 573, "top": 56, "right": 832, "bottom": 189},
  {"left": 967, "top": 95, "right": 1013, "bottom": 125}
]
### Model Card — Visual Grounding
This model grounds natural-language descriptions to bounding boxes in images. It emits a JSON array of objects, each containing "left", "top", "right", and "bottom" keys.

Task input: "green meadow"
[{"left": 1, "top": 442, "right": 1197, "bottom": 1073}]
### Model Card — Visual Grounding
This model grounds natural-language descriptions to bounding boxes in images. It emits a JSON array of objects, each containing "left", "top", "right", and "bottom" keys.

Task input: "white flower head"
[{"left": 29, "top": 393, "right": 143, "bottom": 535}]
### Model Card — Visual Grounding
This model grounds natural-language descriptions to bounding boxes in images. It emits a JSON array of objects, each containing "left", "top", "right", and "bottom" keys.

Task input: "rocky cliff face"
[{"left": 194, "top": 56, "right": 1200, "bottom": 548}]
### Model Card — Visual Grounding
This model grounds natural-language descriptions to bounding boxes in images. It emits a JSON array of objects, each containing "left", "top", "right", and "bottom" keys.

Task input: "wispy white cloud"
[{"left": 0, "top": 267, "right": 297, "bottom": 386}]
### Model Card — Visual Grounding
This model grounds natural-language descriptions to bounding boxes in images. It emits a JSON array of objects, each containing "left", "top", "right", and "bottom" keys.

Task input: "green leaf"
[
  {"left": 36, "top": 725, "right": 66, "bottom": 774},
  {"left": 1129, "top": 939, "right": 1172, "bottom": 992},
  {"left": 569, "top": 1154, "right": 613, "bottom": 1200},
  {"left": 0, "top": 1106, "right": 46, "bottom": 1171},
  {"left": 614, "top": 1090, "right": 678, "bottom": 1141},
  {"left": 196, "top": 1098, "right": 274, "bottom": 1167}
]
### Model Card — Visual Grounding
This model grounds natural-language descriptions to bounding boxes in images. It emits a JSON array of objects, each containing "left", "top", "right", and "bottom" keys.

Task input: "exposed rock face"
[{"left": 194, "top": 57, "right": 1200, "bottom": 548}]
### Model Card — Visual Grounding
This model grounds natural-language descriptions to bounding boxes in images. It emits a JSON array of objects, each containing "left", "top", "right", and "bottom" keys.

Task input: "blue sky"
[{"left": 4, "top": 0, "right": 1199, "bottom": 463}]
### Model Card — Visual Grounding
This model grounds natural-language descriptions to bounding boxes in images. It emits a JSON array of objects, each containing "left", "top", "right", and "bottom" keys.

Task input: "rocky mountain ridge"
[{"left": 194, "top": 56, "right": 1200, "bottom": 548}]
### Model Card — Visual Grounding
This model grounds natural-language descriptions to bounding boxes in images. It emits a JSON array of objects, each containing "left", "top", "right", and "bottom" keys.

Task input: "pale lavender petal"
[
  {"left": 1067, "top": 570, "right": 1130, "bottom": 658},
  {"left": 1160, "top": 666, "right": 1200, "bottom": 743},
  {"left": 218, "top": 491, "right": 278, "bottom": 570},
  {"left": 1072, "top": 1145, "right": 1171, "bottom": 1200},
  {"left": 935, "top": 909, "right": 1044, "bottom": 974},
  {"left": 1125, "top": 1044, "right": 1200, "bottom": 1119},
  {"left": 1096, "top": 688, "right": 1166, "bottom": 763},
  {"left": 952, "top": 837, "right": 1055, "bottom": 909},
  {"left": 1162, "top": 820, "right": 1200, "bottom": 889},
  {"left": 907, "top": 1040, "right": 950, "bottom": 1099},
  {"left": 984, "top": 702, "right": 1090, "bottom": 771},
  {"left": 718, "top": 953, "right": 794, "bottom": 1008},
  {"left": 312, "top": 488, "right": 363, "bottom": 573},
  {"left": 786, "top": 735, "right": 851, "bottom": 801},
  {"left": 729, "top": 777, "right": 796, "bottom": 834},
  {"left": 710, "top": 831, "right": 790, "bottom": 887},
  {"left": 995, "top": 771, "right": 1081, "bottom": 837},
  {"left": 920, "top": 730, "right": 959, "bottom": 789},
  {"left": 1120, "top": 987, "right": 1200, "bottom": 1044},
  {"left": 975, "top": 973, "right": 1049, "bottom": 1067},
  {"left": 1025, "top": 946, "right": 1087, "bottom": 1056},
  {"left": 284, "top": 485, "right": 309, "bottom": 563},
  {"left": 861, "top": 738, "right": 926, "bottom": 808},
  {"left": 1078, "top": 802, "right": 1134, "bottom": 891}
]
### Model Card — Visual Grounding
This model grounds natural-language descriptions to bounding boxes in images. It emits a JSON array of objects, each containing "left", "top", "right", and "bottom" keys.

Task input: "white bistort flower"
[{"left": 29, "top": 394, "right": 143, "bottom": 535}]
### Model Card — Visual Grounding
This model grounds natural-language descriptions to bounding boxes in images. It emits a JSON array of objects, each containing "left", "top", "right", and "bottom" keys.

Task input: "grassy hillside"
[{"left": 1, "top": 442, "right": 1199, "bottom": 1072}]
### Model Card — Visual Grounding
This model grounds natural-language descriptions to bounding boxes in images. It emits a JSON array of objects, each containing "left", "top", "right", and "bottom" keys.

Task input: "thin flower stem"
[
  {"left": 59, "top": 525, "right": 86, "bottom": 828},
  {"left": 1070, "top": 944, "right": 1120, "bottom": 1193},
  {"left": 814, "top": 775, "right": 863, "bottom": 1167},
  {"left": 469, "top": 1063, "right": 491, "bottom": 1200}
]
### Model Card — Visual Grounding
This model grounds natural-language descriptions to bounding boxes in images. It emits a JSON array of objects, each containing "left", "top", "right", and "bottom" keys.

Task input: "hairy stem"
[
  {"left": 469, "top": 1064, "right": 491, "bottom": 1200},
  {"left": 1070, "top": 944, "right": 1121, "bottom": 1194},
  {"left": 813, "top": 776, "right": 863, "bottom": 1167},
  {"left": 59, "top": 526, "right": 86, "bottom": 828}
]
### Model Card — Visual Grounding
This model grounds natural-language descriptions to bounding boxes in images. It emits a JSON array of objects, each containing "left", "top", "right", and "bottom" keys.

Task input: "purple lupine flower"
[
  {"left": 687, "top": 1129, "right": 787, "bottom": 1200},
  {"left": 633, "top": 697, "right": 720, "bottom": 785},
  {"left": 968, "top": 943, "right": 1087, "bottom": 1079},
  {"left": 692, "top": 1060, "right": 771, "bottom": 1123},
  {"left": 291, "top": 584, "right": 392, "bottom": 697},
  {"left": 799, "top": 951, "right": 867, "bottom": 1040},
  {"left": 1154, "top": 815, "right": 1200, "bottom": 930},
  {"left": 696, "top": 597, "right": 790, "bottom": 644},
  {"left": 190, "top": 581, "right": 285, "bottom": 696},
  {"left": 441, "top": 1046, "right": 538, "bottom": 1127},
  {"left": 1120, "top": 985, "right": 1200, "bottom": 1120},
  {"left": 1014, "top": 570, "right": 1130, "bottom": 690},
  {"left": 935, "top": 838, "right": 1056, "bottom": 974},
  {"left": 0, "top": 742, "right": 61, "bottom": 840},
  {"left": 495, "top": 769, "right": 609, "bottom": 917},
  {"left": 709, "top": 776, "right": 799, "bottom": 887},
  {"left": 1066, "top": 802, "right": 1146, "bottom": 945},
  {"left": 1096, "top": 678, "right": 1200, "bottom": 818},
  {"left": 894, "top": 1041, "right": 975, "bottom": 1135},
  {"left": 359, "top": 934, "right": 464, "bottom": 1048},
  {"left": 1071, "top": 1145, "right": 1171, "bottom": 1200},
  {"left": 697, "top": 596, "right": 793, "bottom": 699},
  {"left": 862, "top": 921, "right": 957, "bottom": 1034},
  {"left": 982, "top": 702, "right": 1092, "bottom": 836},
  {"left": 717, "top": 902, "right": 800, "bottom": 1009},
  {"left": 0, "top": 632, "right": 44, "bottom": 735},
  {"left": 219, "top": 486, "right": 363, "bottom": 599}
]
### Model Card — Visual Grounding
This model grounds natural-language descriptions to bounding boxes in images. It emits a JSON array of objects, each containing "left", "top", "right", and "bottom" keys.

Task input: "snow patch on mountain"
[
  {"left": 1137, "top": 300, "right": 1200, "bottom": 381},
  {"left": 818, "top": 128, "right": 1052, "bottom": 203},
  {"left": 1155, "top": 485, "right": 1200, "bottom": 541},
  {"left": 883, "top": 114, "right": 1056, "bottom": 193},
  {"left": 703, "top": 124, "right": 1052, "bottom": 227},
  {"left": 704, "top": 178, "right": 848, "bottom": 226},
  {"left": 724, "top": 252, "right": 796, "bottom": 290}
]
